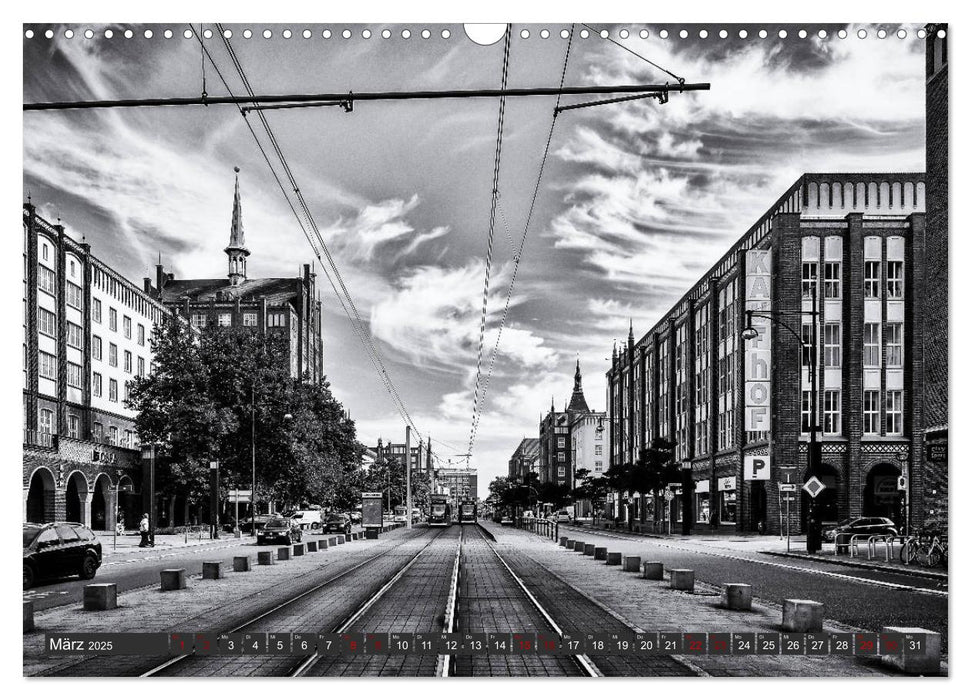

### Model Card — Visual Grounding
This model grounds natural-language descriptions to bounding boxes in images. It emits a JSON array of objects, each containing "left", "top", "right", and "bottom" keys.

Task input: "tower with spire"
[
  {"left": 567, "top": 358, "right": 590, "bottom": 414},
  {"left": 225, "top": 167, "right": 250, "bottom": 286}
]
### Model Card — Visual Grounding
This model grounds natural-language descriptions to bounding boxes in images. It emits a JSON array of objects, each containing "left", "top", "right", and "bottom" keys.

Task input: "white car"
[
  {"left": 552, "top": 510, "right": 573, "bottom": 523},
  {"left": 291, "top": 510, "right": 323, "bottom": 530}
]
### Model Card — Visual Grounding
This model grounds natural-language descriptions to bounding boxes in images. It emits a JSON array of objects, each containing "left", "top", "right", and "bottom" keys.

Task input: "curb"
[{"left": 763, "top": 551, "right": 948, "bottom": 581}]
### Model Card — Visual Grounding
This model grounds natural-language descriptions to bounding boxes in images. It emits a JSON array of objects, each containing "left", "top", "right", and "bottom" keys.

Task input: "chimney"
[{"left": 143, "top": 277, "right": 152, "bottom": 294}]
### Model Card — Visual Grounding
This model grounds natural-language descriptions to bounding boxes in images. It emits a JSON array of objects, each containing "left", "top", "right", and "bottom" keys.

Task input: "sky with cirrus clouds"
[{"left": 23, "top": 23, "right": 925, "bottom": 488}]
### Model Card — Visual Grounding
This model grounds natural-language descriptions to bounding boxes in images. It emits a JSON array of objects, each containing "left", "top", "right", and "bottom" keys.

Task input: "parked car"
[
  {"left": 552, "top": 510, "right": 573, "bottom": 523},
  {"left": 322, "top": 513, "right": 352, "bottom": 535},
  {"left": 291, "top": 510, "right": 324, "bottom": 530},
  {"left": 256, "top": 517, "right": 303, "bottom": 545},
  {"left": 824, "top": 517, "right": 898, "bottom": 543},
  {"left": 24, "top": 522, "right": 102, "bottom": 589},
  {"left": 235, "top": 514, "right": 273, "bottom": 534}
]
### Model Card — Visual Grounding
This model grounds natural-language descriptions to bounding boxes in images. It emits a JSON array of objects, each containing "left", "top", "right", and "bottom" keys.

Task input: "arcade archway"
[
  {"left": 26, "top": 467, "right": 56, "bottom": 523},
  {"left": 65, "top": 471, "right": 89, "bottom": 524},
  {"left": 864, "top": 463, "right": 903, "bottom": 524}
]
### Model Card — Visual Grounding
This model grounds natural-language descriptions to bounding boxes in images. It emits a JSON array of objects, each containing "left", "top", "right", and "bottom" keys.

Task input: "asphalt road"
[
  {"left": 24, "top": 527, "right": 363, "bottom": 612},
  {"left": 559, "top": 525, "right": 948, "bottom": 651}
]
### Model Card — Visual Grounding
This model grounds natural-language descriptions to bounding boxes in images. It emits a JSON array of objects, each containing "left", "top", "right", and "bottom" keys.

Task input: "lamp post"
[
  {"left": 741, "top": 281, "right": 820, "bottom": 553},
  {"left": 140, "top": 443, "right": 158, "bottom": 547},
  {"left": 680, "top": 459, "right": 693, "bottom": 536}
]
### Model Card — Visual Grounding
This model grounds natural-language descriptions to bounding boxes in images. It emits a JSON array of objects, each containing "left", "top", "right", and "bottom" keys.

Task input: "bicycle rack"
[{"left": 849, "top": 534, "right": 869, "bottom": 558}]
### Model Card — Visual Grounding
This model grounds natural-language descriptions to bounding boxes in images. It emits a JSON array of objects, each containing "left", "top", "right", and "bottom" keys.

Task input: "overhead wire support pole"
[
  {"left": 23, "top": 83, "right": 711, "bottom": 112},
  {"left": 555, "top": 90, "right": 668, "bottom": 114}
]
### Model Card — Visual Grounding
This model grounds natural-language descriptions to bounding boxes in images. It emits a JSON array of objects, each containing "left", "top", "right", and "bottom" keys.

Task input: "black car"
[
  {"left": 824, "top": 516, "right": 899, "bottom": 543},
  {"left": 322, "top": 513, "right": 352, "bottom": 535},
  {"left": 256, "top": 517, "right": 303, "bottom": 545},
  {"left": 24, "top": 522, "right": 102, "bottom": 589}
]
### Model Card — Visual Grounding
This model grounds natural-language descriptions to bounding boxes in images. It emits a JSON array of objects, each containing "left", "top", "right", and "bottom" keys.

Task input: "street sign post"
[{"left": 228, "top": 489, "right": 252, "bottom": 537}]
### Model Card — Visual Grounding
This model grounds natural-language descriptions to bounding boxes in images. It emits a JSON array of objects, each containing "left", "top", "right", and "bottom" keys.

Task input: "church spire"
[
  {"left": 567, "top": 358, "right": 590, "bottom": 414},
  {"left": 225, "top": 166, "right": 250, "bottom": 286}
]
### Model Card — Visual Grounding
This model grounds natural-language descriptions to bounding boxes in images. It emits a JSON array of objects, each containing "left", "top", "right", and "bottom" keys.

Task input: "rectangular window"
[
  {"left": 801, "top": 391, "right": 812, "bottom": 433},
  {"left": 823, "top": 390, "right": 841, "bottom": 435},
  {"left": 823, "top": 323, "right": 841, "bottom": 368},
  {"left": 38, "top": 351, "right": 57, "bottom": 380},
  {"left": 108, "top": 343, "right": 118, "bottom": 367},
  {"left": 66, "top": 322, "right": 83, "bottom": 350},
  {"left": 137, "top": 323, "right": 145, "bottom": 345},
  {"left": 92, "top": 422, "right": 103, "bottom": 441},
  {"left": 218, "top": 313, "right": 232, "bottom": 327},
  {"left": 66, "top": 362, "right": 83, "bottom": 388},
  {"left": 557, "top": 451, "right": 565, "bottom": 462},
  {"left": 801, "top": 323, "right": 813, "bottom": 367},
  {"left": 92, "top": 372, "right": 102, "bottom": 397},
  {"left": 92, "top": 298, "right": 102, "bottom": 323},
  {"left": 92, "top": 335, "right": 102, "bottom": 361},
  {"left": 109, "top": 378, "right": 118, "bottom": 402},
  {"left": 864, "top": 261, "right": 881, "bottom": 298},
  {"left": 109, "top": 307, "right": 117, "bottom": 331},
  {"left": 887, "top": 261, "right": 904, "bottom": 299},
  {"left": 886, "top": 323, "right": 903, "bottom": 367},
  {"left": 191, "top": 314, "right": 207, "bottom": 328},
  {"left": 65, "top": 281, "right": 83, "bottom": 310},
  {"left": 68, "top": 414, "right": 80, "bottom": 439},
  {"left": 109, "top": 426, "right": 118, "bottom": 445},
  {"left": 801, "top": 262, "right": 817, "bottom": 298},
  {"left": 268, "top": 312, "right": 286, "bottom": 327},
  {"left": 556, "top": 437, "right": 565, "bottom": 448},
  {"left": 37, "top": 266, "right": 55, "bottom": 295},
  {"left": 39, "top": 409, "right": 53, "bottom": 434},
  {"left": 37, "top": 307, "right": 56, "bottom": 337},
  {"left": 123, "top": 381, "right": 130, "bottom": 403},
  {"left": 823, "top": 262, "right": 841, "bottom": 298},
  {"left": 863, "top": 323, "right": 881, "bottom": 368},
  {"left": 557, "top": 466, "right": 566, "bottom": 477},
  {"left": 594, "top": 444, "right": 603, "bottom": 456},
  {"left": 123, "top": 315, "right": 132, "bottom": 339},
  {"left": 242, "top": 312, "right": 258, "bottom": 327},
  {"left": 137, "top": 356, "right": 145, "bottom": 377},
  {"left": 863, "top": 390, "right": 880, "bottom": 435},
  {"left": 124, "top": 430, "right": 133, "bottom": 448},
  {"left": 886, "top": 390, "right": 903, "bottom": 435},
  {"left": 124, "top": 350, "right": 132, "bottom": 373}
]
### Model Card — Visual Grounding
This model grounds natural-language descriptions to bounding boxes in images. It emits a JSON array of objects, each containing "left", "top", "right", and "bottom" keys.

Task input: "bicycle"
[
  {"left": 914, "top": 531, "right": 947, "bottom": 568},
  {"left": 899, "top": 530, "right": 923, "bottom": 564}
]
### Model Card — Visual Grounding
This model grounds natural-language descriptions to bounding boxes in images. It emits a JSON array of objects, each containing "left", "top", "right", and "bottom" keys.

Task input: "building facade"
[
  {"left": 508, "top": 437, "right": 540, "bottom": 481},
  {"left": 147, "top": 170, "right": 324, "bottom": 383},
  {"left": 607, "top": 173, "right": 929, "bottom": 535},
  {"left": 23, "top": 204, "right": 169, "bottom": 529},
  {"left": 921, "top": 24, "right": 948, "bottom": 529}
]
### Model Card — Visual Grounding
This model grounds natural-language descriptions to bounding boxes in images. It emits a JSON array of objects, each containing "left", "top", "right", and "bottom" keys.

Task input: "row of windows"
[
  {"left": 800, "top": 322, "right": 903, "bottom": 369},
  {"left": 93, "top": 301, "right": 147, "bottom": 345},
  {"left": 801, "top": 261, "right": 904, "bottom": 300},
  {"left": 92, "top": 265, "right": 167, "bottom": 326},
  {"left": 92, "top": 373, "right": 128, "bottom": 402},
  {"left": 36, "top": 408, "right": 138, "bottom": 447},
  {"left": 91, "top": 335, "right": 146, "bottom": 375},
  {"left": 191, "top": 311, "right": 262, "bottom": 329},
  {"left": 800, "top": 389, "right": 903, "bottom": 436}
]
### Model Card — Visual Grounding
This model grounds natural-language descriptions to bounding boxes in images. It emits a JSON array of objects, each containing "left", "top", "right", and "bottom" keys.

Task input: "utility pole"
[
  {"left": 405, "top": 425, "right": 412, "bottom": 530},
  {"left": 251, "top": 386, "right": 256, "bottom": 537}
]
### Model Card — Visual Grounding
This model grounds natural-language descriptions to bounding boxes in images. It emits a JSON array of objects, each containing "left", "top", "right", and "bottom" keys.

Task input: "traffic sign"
[
  {"left": 663, "top": 489, "right": 675, "bottom": 502},
  {"left": 802, "top": 476, "right": 826, "bottom": 499},
  {"left": 779, "top": 484, "right": 797, "bottom": 493},
  {"left": 228, "top": 489, "right": 253, "bottom": 497}
]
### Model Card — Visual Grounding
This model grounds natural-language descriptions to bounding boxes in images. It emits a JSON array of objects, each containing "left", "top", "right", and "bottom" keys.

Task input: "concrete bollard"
[
  {"left": 782, "top": 599, "right": 824, "bottom": 632},
  {"left": 583, "top": 543, "right": 596, "bottom": 556},
  {"left": 233, "top": 555, "right": 252, "bottom": 572},
  {"left": 328, "top": 537, "right": 338, "bottom": 547},
  {"left": 258, "top": 551, "right": 276, "bottom": 566},
  {"left": 721, "top": 583, "right": 752, "bottom": 611},
  {"left": 292, "top": 543, "right": 305, "bottom": 556},
  {"left": 160, "top": 569, "right": 186, "bottom": 591},
  {"left": 573, "top": 540, "right": 586, "bottom": 552},
  {"left": 565, "top": 539, "right": 575, "bottom": 549},
  {"left": 622, "top": 555, "right": 641, "bottom": 572},
  {"left": 366, "top": 529, "right": 378, "bottom": 539},
  {"left": 880, "top": 626, "right": 941, "bottom": 675},
  {"left": 83, "top": 583, "right": 118, "bottom": 611},
  {"left": 320, "top": 540, "right": 329, "bottom": 550},
  {"left": 24, "top": 601, "right": 34, "bottom": 633},
  {"left": 641, "top": 561, "right": 664, "bottom": 580},
  {"left": 202, "top": 562, "right": 223, "bottom": 580},
  {"left": 669, "top": 569, "right": 695, "bottom": 591},
  {"left": 337, "top": 535, "right": 346, "bottom": 544},
  {"left": 594, "top": 546, "right": 607, "bottom": 561},
  {"left": 306, "top": 540, "right": 318, "bottom": 553},
  {"left": 559, "top": 536, "right": 569, "bottom": 547},
  {"left": 605, "top": 552, "right": 622, "bottom": 566},
  {"left": 277, "top": 546, "right": 292, "bottom": 561}
]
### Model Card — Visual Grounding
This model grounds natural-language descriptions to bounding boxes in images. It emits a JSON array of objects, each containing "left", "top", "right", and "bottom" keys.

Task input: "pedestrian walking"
[{"left": 139, "top": 513, "right": 151, "bottom": 547}]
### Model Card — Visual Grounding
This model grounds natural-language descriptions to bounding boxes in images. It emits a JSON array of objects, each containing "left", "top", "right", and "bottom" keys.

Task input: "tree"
[
  {"left": 573, "top": 468, "right": 610, "bottom": 524},
  {"left": 639, "top": 437, "right": 678, "bottom": 529}
]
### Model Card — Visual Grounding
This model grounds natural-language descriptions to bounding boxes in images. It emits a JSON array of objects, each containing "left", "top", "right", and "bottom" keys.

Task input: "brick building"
[
  {"left": 508, "top": 437, "right": 540, "bottom": 481},
  {"left": 146, "top": 170, "right": 324, "bottom": 384},
  {"left": 23, "top": 203, "right": 169, "bottom": 530},
  {"left": 921, "top": 24, "right": 948, "bottom": 529},
  {"left": 607, "top": 172, "right": 929, "bottom": 535}
]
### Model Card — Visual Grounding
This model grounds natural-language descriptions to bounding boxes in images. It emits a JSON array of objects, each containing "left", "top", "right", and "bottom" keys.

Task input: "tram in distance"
[
  {"left": 428, "top": 494, "right": 451, "bottom": 527},
  {"left": 458, "top": 501, "right": 477, "bottom": 524}
]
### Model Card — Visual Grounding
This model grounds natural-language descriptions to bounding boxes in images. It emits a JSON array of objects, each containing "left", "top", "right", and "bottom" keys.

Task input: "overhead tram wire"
[
  {"left": 215, "top": 25, "right": 424, "bottom": 443},
  {"left": 468, "top": 25, "right": 513, "bottom": 457},
  {"left": 190, "top": 25, "right": 422, "bottom": 442},
  {"left": 467, "top": 25, "right": 576, "bottom": 456},
  {"left": 580, "top": 23, "right": 685, "bottom": 85}
]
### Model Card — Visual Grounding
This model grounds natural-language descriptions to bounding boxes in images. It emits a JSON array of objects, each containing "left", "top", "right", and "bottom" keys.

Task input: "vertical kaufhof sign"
[{"left": 744, "top": 250, "right": 772, "bottom": 431}]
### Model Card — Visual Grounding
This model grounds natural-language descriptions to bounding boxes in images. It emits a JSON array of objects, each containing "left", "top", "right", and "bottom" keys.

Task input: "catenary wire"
[{"left": 581, "top": 23, "right": 685, "bottom": 85}]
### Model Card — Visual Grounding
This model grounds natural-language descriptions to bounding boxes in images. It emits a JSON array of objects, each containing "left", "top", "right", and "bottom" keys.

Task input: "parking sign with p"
[{"left": 744, "top": 455, "right": 770, "bottom": 481}]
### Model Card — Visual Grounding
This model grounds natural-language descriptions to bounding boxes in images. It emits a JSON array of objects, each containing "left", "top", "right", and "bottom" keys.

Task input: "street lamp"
[
  {"left": 680, "top": 459, "right": 693, "bottom": 537},
  {"left": 741, "top": 279, "right": 820, "bottom": 554}
]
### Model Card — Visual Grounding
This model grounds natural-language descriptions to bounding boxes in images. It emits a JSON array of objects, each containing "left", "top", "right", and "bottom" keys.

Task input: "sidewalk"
[
  {"left": 96, "top": 532, "right": 256, "bottom": 559},
  {"left": 484, "top": 521, "right": 940, "bottom": 677}
]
